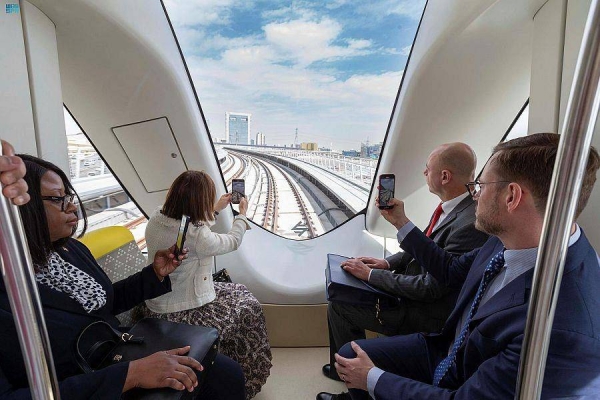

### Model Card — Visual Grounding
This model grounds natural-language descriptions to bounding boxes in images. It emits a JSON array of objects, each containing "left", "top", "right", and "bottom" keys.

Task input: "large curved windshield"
[{"left": 164, "top": 0, "right": 426, "bottom": 239}]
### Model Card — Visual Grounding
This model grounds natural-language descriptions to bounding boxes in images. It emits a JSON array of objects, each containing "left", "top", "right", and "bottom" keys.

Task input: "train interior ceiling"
[{"left": 2, "top": 0, "right": 600, "bottom": 398}]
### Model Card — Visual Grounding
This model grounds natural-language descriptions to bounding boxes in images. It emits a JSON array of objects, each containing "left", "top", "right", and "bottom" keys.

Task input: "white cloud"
[
  {"left": 325, "top": 0, "right": 349, "bottom": 10},
  {"left": 163, "top": 0, "right": 235, "bottom": 27},
  {"left": 389, "top": 0, "right": 427, "bottom": 19},
  {"left": 188, "top": 48, "right": 402, "bottom": 147},
  {"left": 400, "top": 45, "right": 412, "bottom": 56},
  {"left": 347, "top": 39, "right": 372, "bottom": 50},
  {"left": 163, "top": 0, "right": 412, "bottom": 148},
  {"left": 355, "top": 0, "right": 426, "bottom": 21},
  {"left": 263, "top": 17, "right": 374, "bottom": 66}
]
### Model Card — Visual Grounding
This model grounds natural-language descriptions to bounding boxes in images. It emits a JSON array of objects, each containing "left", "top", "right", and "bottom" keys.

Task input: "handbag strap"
[{"left": 75, "top": 320, "right": 144, "bottom": 374}]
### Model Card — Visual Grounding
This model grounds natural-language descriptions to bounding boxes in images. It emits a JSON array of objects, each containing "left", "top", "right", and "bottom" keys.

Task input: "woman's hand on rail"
[
  {"left": 214, "top": 193, "right": 232, "bottom": 212},
  {"left": 123, "top": 346, "right": 204, "bottom": 393},
  {"left": 0, "top": 140, "right": 29, "bottom": 205},
  {"left": 152, "top": 245, "right": 188, "bottom": 280},
  {"left": 238, "top": 197, "right": 248, "bottom": 216}
]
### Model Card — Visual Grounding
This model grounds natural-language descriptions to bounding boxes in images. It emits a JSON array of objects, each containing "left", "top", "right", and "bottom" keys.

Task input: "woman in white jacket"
[{"left": 144, "top": 170, "right": 271, "bottom": 399}]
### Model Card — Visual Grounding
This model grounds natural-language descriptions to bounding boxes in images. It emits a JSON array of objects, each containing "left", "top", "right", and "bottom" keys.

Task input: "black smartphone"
[
  {"left": 231, "top": 179, "right": 245, "bottom": 204},
  {"left": 378, "top": 174, "right": 395, "bottom": 209},
  {"left": 174, "top": 215, "right": 190, "bottom": 257}
]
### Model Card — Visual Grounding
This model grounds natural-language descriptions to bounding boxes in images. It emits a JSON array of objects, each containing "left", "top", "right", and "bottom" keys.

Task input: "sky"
[{"left": 163, "top": 0, "right": 425, "bottom": 151}]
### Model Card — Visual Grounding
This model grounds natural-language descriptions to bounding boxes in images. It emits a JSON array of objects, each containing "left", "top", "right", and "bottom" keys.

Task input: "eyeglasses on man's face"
[
  {"left": 465, "top": 180, "right": 511, "bottom": 198},
  {"left": 42, "top": 194, "right": 76, "bottom": 212}
]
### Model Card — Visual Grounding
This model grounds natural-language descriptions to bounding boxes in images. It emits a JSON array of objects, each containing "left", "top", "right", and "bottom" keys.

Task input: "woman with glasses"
[
  {"left": 0, "top": 154, "right": 245, "bottom": 399},
  {"left": 143, "top": 170, "right": 272, "bottom": 399}
]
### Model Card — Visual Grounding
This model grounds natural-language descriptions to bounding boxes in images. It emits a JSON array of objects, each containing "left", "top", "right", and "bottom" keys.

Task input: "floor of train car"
[{"left": 254, "top": 347, "right": 346, "bottom": 400}]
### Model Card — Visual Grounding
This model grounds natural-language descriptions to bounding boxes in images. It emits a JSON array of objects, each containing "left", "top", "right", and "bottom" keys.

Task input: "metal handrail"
[
  {"left": 515, "top": 0, "right": 600, "bottom": 398},
  {"left": 0, "top": 147, "right": 60, "bottom": 399}
]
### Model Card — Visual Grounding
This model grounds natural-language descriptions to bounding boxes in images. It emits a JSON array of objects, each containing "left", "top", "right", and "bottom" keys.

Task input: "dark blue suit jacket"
[
  {"left": 0, "top": 239, "right": 171, "bottom": 399},
  {"left": 375, "top": 227, "right": 600, "bottom": 399}
]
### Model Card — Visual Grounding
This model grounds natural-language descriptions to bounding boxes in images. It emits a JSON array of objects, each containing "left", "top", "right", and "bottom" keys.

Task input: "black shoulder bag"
[
  {"left": 212, "top": 268, "right": 232, "bottom": 283},
  {"left": 75, "top": 318, "right": 219, "bottom": 400}
]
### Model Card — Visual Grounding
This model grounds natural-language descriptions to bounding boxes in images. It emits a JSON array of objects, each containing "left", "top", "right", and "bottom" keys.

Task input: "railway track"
[
  {"left": 253, "top": 158, "right": 278, "bottom": 231},
  {"left": 270, "top": 163, "right": 317, "bottom": 238},
  {"left": 224, "top": 149, "right": 323, "bottom": 239},
  {"left": 225, "top": 153, "right": 247, "bottom": 186},
  {"left": 221, "top": 154, "right": 235, "bottom": 176}
]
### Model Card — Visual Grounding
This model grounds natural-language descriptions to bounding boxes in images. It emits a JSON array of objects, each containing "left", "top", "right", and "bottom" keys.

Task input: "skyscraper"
[
  {"left": 256, "top": 132, "right": 266, "bottom": 146},
  {"left": 226, "top": 112, "right": 251, "bottom": 145}
]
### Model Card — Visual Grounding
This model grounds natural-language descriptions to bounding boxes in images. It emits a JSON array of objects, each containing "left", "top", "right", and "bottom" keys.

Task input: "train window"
[
  {"left": 63, "top": 108, "right": 148, "bottom": 249},
  {"left": 503, "top": 102, "right": 529, "bottom": 142},
  {"left": 165, "top": 0, "right": 426, "bottom": 239}
]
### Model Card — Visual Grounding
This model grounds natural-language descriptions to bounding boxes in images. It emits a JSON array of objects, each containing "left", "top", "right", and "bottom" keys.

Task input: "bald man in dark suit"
[{"left": 323, "top": 143, "right": 489, "bottom": 381}]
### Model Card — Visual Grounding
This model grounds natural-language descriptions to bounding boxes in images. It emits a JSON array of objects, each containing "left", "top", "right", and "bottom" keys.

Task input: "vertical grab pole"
[
  {"left": 515, "top": 0, "right": 600, "bottom": 398},
  {"left": 0, "top": 147, "right": 60, "bottom": 399}
]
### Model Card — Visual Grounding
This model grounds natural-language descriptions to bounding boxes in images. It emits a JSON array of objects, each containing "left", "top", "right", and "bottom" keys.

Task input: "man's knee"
[
  {"left": 200, "top": 354, "right": 245, "bottom": 399},
  {"left": 338, "top": 339, "right": 369, "bottom": 359}
]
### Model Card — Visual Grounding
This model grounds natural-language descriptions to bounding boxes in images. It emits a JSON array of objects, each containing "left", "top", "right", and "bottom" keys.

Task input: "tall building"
[
  {"left": 225, "top": 112, "right": 251, "bottom": 145},
  {"left": 256, "top": 132, "right": 266, "bottom": 146}
]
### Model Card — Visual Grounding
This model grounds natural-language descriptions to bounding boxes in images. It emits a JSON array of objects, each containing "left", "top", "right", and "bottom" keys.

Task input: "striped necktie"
[{"left": 432, "top": 250, "right": 505, "bottom": 386}]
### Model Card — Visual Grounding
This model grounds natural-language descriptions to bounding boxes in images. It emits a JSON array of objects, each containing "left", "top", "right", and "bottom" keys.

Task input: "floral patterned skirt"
[{"left": 143, "top": 282, "right": 272, "bottom": 399}]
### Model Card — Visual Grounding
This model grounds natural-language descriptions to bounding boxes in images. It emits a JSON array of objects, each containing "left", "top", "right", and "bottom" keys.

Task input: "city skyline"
[{"left": 165, "top": 0, "right": 425, "bottom": 150}]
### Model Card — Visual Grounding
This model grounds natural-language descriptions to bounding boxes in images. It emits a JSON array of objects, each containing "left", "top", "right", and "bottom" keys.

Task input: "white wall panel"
[
  {"left": 528, "top": 0, "right": 567, "bottom": 134},
  {"left": 559, "top": 0, "right": 600, "bottom": 251},
  {"left": 112, "top": 118, "right": 187, "bottom": 193},
  {"left": 21, "top": 1, "right": 68, "bottom": 172},
  {"left": 367, "top": 0, "right": 541, "bottom": 237},
  {"left": 0, "top": 0, "right": 37, "bottom": 154},
  {"left": 216, "top": 215, "right": 385, "bottom": 304}
]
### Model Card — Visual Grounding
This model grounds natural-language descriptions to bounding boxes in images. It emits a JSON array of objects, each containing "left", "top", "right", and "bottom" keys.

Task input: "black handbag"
[
  {"left": 326, "top": 254, "right": 400, "bottom": 308},
  {"left": 75, "top": 318, "right": 219, "bottom": 399},
  {"left": 212, "top": 268, "right": 232, "bottom": 283}
]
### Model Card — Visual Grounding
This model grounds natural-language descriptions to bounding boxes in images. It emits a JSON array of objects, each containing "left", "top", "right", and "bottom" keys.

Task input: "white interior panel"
[
  {"left": 112, "top": 118, "right": 187, "bottom": 193},
  {"left": 29, "top": 0, "right": 231, "bottom": 229},
  {"left": 216, "top": 215, "right": 386, "bottom": 304},
  {"left": 0, "top": 0, "right": 37, "bottom": 154},
  {"left": 558, "top": 0, "right": 600, "bottom": 251},
  {"left": 528, "top": 0, "right": 566, "bottom": 134},
  {"left": 366, "top": 0, "right": 542, "bottom": 237},
  {"left": 21, "top": 1, "right": 69, "bottom": 172},
  {"left": 559, "top": 0, "right": 592, "bottom": 129},
  {"left": 19, "top": 0, "right": 598, "bottom": 306}
]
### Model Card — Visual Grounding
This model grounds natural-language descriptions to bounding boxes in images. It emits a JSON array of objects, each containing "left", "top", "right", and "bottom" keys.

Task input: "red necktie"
[{"left": 425, "top": 203, "right": 443, "bottom": 237}]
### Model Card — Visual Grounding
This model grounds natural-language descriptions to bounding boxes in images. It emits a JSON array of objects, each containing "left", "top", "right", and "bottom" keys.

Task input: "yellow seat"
[
  {"left": 78, "top": 226, "right": 147, "bottom": 326},
  {"left": 78, "top": 226, "right": 135, "bottom": 259}
]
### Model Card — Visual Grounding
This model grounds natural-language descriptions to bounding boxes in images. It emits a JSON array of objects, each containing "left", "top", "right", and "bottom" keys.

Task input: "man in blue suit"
[{"left": 317, "top": 133, "right": 600, "bottom": 399}]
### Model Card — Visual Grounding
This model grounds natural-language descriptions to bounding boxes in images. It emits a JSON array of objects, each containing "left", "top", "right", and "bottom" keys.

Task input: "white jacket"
[{"left": 144, "top": 207, "right": 250, "bottom": 313}]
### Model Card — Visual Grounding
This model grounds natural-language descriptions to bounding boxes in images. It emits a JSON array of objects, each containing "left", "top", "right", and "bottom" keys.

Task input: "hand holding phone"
[
  {"left": 231, "top": 179, "right": 245, "bottom": 204},
  {"left": 174, "top": 215, "right": 190, "bottom": 257},
  {"left": 378, "top": 174, "right": 395, "bottom": 210}
]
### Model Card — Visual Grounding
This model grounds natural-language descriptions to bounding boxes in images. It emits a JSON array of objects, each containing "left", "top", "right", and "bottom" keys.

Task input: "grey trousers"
[{"left": 327, "top": 301, "right": 411, "bottom": 370}]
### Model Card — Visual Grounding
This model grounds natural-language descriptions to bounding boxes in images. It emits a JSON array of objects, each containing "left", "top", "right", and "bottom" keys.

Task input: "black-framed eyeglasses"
[
  {"left": 42, "top": 194, "right": 76, "bottom": 211},
  {"left": 465, "top": 180, "right": 511, "bottom": 198}
]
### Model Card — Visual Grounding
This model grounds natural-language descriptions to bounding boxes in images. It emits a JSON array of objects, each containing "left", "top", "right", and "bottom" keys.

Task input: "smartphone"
[
  {"left": 231, "top": 179, "right": 245, "bottom": 204},
  {"left": 174, "top": 215, "right": 190, "bottom": 257},
  {"left": 378, "top": 174, "right": 395, "bottom": 209}
]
